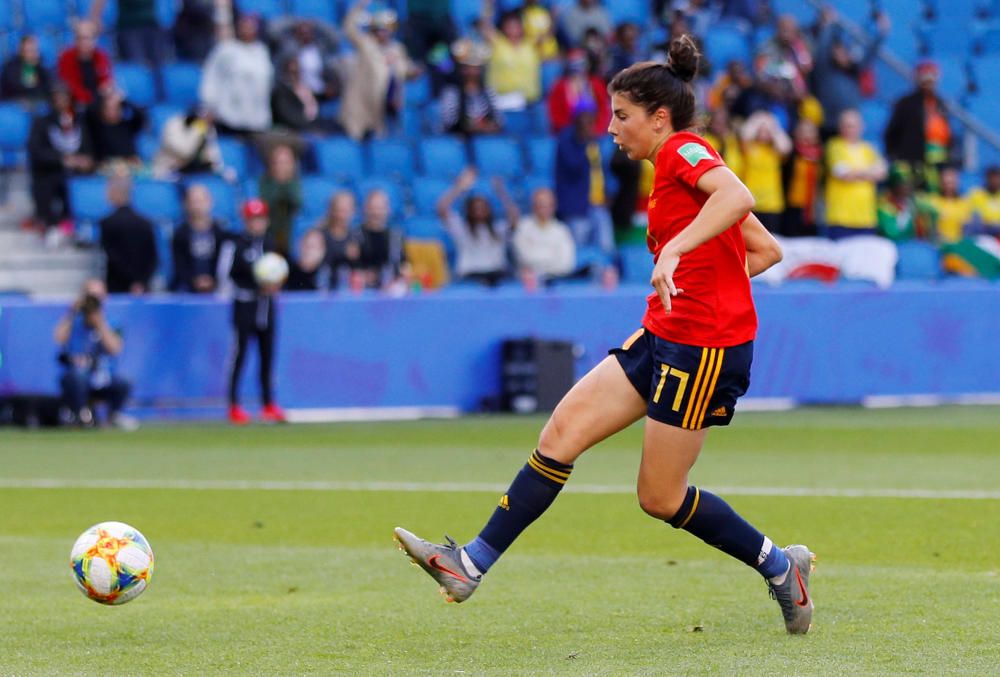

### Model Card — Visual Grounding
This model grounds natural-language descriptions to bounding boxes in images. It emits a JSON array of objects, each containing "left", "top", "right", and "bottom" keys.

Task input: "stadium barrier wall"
[{"left": 2, "top": 283, "right": 999, "bottom": 416}]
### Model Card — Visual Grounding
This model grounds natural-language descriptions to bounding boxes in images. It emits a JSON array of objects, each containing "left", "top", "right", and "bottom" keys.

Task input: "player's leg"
[
  {"left": 227, "top": 315, "right": 253, "bottom": 424},
  {"left": 395, "top": 354, "right": 647, "bottom": 602}
]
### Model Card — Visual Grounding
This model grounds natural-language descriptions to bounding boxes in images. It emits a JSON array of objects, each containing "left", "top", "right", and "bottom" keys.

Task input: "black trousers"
[
  {"left": 229, "top": 297, "right": 276, "bottom": 406},
  {"left": 31, "top": 171, "right": 68, "bottom": 226}
]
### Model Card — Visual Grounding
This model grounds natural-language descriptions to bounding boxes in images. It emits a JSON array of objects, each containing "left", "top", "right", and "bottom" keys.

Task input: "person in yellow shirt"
[
  {"left": 740, "top": 110, "right": 791, "bottom": 233},
  {"left": 924, "top": 167, "right": 972, "bottom": 243},
  {"left": 482, "top": 1, "right": 541, "bottom": 110},
  {"left": 702, "top": 109, "right": 744, "bottom": 179},
  {"left": 521, "top": 0, "right": 559, "bottom": 61},
  {"left": 824, "top": 108, "right": 887, "bottom": 239},
  {"left": 968, "top": 166, "right": 1000, "bottom": 234}
]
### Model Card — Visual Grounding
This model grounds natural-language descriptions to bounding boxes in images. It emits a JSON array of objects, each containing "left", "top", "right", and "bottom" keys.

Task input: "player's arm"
[
  {"left": 741, "top": 212, "right": 783, "bottom": 277},
  {"left": 653, "top": 166, "right": 754, "bottom": 310}
]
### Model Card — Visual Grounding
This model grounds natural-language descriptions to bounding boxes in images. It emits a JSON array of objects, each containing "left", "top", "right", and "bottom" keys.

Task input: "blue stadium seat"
[
  {"left": 24, "top": 0, "right": 69, "bottom": 33},
  {"left": 133, "top": 179, "right": 182, "bottom": 224},
  {"left": 136, "top": 133, "right": 159, "bottom": 163},
  {"left": 68, "top": 176, "right": 110, "bottom": 224},
  {"left": 355, "top": 177, "right": 405, "bottom": 217},
  {"left": 115, "top": 63, "right": 157, "bottom": 107},
  {"left": 703, "top": 23, "right": 751, "bottom": 68},
  {"left": 156, "top": 0, "right": 176, "bottom": 26},
  {"left": 0, "top": 0, "right": 12, "bottom": 31},
  {"left": 218, "top": 136, "right": 249, "bottom": 178},
  {"left": 239, "top": 0, "right": 285, "bottom": 20},
  {"left": 0, "top": 103, "right": 31, "bottom": 168},
  {"left": 411, "top": 175, "right": 451, "bottom": 216},
  {"left": 471, "top": 136, "right": 523, "bottom": 179},
  {"left": 517, "top": 174, "right": 554, "bottom": 211},
  {"left": 404, "top": 73, "right": 431, "bottom": 108},
  {"left": 77, "top": 0, "right": 117, "bottom": 29},
  {"left": 418, "top": 136, "right": 467, "bottom": 180},
  {"left": 33, "top": 32, "right": 63, "bottom": 66},
  {"left": 162, "top": 62, "right": 202, "bottom": 108},
  {"left": 858, "top": 100, "right": 889, "bottom": 145},
  {"left": 896, "top": 240, "right": 942, "bottom": 280},
  {"left": 450, "top": 0, "right": 481, "bottom": 30},
  {"left": 148, "top": 103, "right": 184, "bottom": 136},
  {"left": 290, "top": 0, "right": 338, "bottom": 22},
  {"left": 607, "top": 0, "right": 649, "bottom": 25},
  {"left": 368, "top": 138, "right": 414, "bottom": 180},
  {"left": 769, "top": 0, "right": 816, "bottom": 25},
  {"left": 526, "top": 136, "right": 555, "bottom": 177},
  {"left": 154, "top": 221, "right": 173, "bottom": 286},
  {"left": 404, "top": 215, "right": 449, "bottom": 241},
  {"left": 300, "top": 176, "right": 342, "bottom": 218},
  {"left": 541, "top": 60, "right": 563, "bottom": 95},
  {"left": 315, "top": 137, "right": 366, "bottom": 183},
  {"left": 502, "top": 109, "right": 533, "bottom": 136}
]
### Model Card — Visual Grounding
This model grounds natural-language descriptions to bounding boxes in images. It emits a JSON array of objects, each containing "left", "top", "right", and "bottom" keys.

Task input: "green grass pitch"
[{"left": 1, "top": 407, "right": 998, "bottom": 675}]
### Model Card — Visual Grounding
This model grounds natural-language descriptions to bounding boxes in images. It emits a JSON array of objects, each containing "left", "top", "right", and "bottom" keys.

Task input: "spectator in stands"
[
  {"left": 174, "top": 0, "right": 217, "bottom": 62},
  {"left": 271, "top": 57, "right": 325, "bottom": 133},
  {"left": 481, "top": 1, "right": 541, "bottom": 113},
  {"left": 559, "top": 0, "right": 612, "bottom": 48},
  {"left": 884, "top": 61, "right": 953, "bottom": 192},
  {"left": 673, "top": 0, "right": 722, "bottom": 39},
  {"left": 437, "top": 168, "right": 512, "bottom": 287},
  {"left": 609, "top": 146, "right": 640, "bottom": 233},
  {"left": 258, "top": 144, "right": 302, "bottom": 258},
  {"left": 824, "top": 108, "right": 887, "bottom": 239},
  {"left": 316, "top": 190, "right": 362, "bottom": 286},
  {"left": 1, "top": 35, "right": 51, "bottom": 104},
  {"left": 925, "top": 167, "right": 973, "bottom": 244},
  {"left": 99, "top": 175, "right": 158, "bottom": 294},
  {"left": 708, "top": 59, "right": 754, "bottom": 117},
  {"left": 968, "top": 166, "right": 1000, "bottom": 234},
  {"left": 606, "top": 22, "right": 643, "bottom": 78},
  {"left": 513, "top": 187, "right": 576, "bottom": 283},
  {"left": 784, "top": 118, "right": 823, "bottom": 237},
  {"left": 54, "top": 278, "right": 135, "bottom": 429},
  {"left": 272, "top": 20, "right": 341, "bottom": 102},
  {"left": 702, "top": 108, "right": 744, "bottom": 178},
  {"left": 58, "top": 18, "right": 114, "bottom": 106},
  {"left": 357, "top": 189, "right": 405, "bottom": 289},
  {"left": 339, "top": 0, "right": 415, "bottom": 140},
  {"left": 171, "top": 183, "right": 227, "bottom": 293},
  {"left": 548, "top": 48, "right": 609, "bottom": 135},
  {"left": 440, "top": 39, "right": 501, "bottom": 136},
  {"left": 521, "top": 0, "right": 558, "bottom": 61},
  {"left": 740, "top": 111, "right": 792, "bottom": 234},
  {"left": 403, "top": 0, "right": 456, "bottom": 65},
  {"left": 221, "top": 198, "right": 286, "bottom": 425},
  {"left": 200, "top": 14, "right": 274, "bottom": 135},
  {"left": 91, "top": 0, "right": 165, "bottom": 85},
  {"left": 88, "top": 88, "right": 146, "bottom": 172},
  {"left": 754, "top": 14, "right": 813, "bottom": 107},
  {"left": 813, "top": 5, "right": 889, "bottom": 140},
  {"left": 287, "top": 229, "right": 333, "bottom": 291},
  {"left": 877, "top": 167, "right": 933, "bottom": 242},
  {"left": 27, "top": 84, "right": 94, "bottom": 233},
  {"left": 555, "top": 104, "right": 615, "bottom": 254},
  {"left": 152, "top": 107, "right": 228, "bottom": 179}
]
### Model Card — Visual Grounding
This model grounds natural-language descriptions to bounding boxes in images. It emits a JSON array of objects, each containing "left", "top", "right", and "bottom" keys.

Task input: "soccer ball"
[
  {"left": 253, "top": 252, "right": 289, "bottom": 286},
  {"left": 70, "top": 521, "right": 154, "bottom": 605}
]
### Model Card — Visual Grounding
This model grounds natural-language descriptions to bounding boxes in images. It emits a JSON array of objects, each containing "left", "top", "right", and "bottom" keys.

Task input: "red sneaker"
[
  {"left": 260, "top": 403, "right": 287, "bottom": 423},
  {"left": 228, "top": 405, "right": 252, "bottom": 425}
]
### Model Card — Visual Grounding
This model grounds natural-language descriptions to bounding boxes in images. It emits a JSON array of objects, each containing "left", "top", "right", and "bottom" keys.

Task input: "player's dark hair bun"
[{"left": 666, "top": 35, "right": 700, "bottom": 84}]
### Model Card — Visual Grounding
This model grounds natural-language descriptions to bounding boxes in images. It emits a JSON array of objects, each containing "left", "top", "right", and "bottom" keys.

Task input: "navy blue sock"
[
  {"left": 668, "top": 486, "right": 789, "bottom": 579},
  {"left": 463, "top": 450, "right": 572, "bottom": 573}
]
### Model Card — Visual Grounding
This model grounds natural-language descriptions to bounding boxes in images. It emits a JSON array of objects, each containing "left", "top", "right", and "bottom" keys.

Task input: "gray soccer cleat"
[
  {"left": 393, "top": 527, "right": 482, "bottom": 603},
  {"left": 768, "top": 544, "right": 816, "bottom": 634}
]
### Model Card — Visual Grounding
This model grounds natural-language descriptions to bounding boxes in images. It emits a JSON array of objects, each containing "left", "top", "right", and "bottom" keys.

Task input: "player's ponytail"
[{"left": 608, "top": 34, "right": 701, "bottom": 131}]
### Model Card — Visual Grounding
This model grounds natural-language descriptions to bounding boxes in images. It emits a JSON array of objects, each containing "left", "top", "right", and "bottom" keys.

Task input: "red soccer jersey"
[{"left": 642, "top": 131, "right": 757, "bottom": 347}]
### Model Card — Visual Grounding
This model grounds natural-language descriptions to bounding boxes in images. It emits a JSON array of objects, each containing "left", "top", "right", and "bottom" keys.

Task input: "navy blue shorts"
[{"left": 610, "top": 328, "right": 753, "bottom": 429}]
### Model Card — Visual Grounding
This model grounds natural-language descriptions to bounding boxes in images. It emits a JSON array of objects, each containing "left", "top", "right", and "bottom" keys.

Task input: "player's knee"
[
  {"left": 637, "top": 489, "right": 686, "bottom": 521},
  {"left": 537, "top": 409, "right": 581, "bottom": 464}
]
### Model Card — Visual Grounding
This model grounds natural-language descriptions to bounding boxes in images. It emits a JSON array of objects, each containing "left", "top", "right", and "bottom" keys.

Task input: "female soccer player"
[{"left": 395, "top": 35, "right": 815, "bottom": 634}]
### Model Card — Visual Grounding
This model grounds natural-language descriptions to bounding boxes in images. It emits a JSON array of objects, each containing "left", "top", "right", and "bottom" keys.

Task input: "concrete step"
[
  {"left": 0, "top": 248, "right": 97, "bottom": 270},
  {"left": 0, "top": 229, "right": 43, "bottom": 250},
  {"left": 0, "top": 267, "right": 93, "bottom": 297}
]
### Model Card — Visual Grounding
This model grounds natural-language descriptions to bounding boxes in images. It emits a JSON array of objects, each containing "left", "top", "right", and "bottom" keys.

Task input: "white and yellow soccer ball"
[
  {"left": 253, "top": 252, "right": 289, "bottom": 287},
  {"left": 70, "top": 521, "right": 154, "bottom": 605}
]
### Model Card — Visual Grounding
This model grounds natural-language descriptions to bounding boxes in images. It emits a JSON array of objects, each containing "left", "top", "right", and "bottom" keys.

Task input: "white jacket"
[{"left": 199, "top": 39, "right": 274, "bottom": 132}]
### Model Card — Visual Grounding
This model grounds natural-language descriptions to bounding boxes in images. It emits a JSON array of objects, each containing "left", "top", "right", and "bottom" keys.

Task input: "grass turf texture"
[{"left": 1, "top": 407, "right": 998, "bottom": 675}]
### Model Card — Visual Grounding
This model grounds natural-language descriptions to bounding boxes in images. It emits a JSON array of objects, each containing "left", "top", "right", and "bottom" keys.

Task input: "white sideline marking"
[{"left": 0, "top": 478, "right": 997, "bottom": 499}]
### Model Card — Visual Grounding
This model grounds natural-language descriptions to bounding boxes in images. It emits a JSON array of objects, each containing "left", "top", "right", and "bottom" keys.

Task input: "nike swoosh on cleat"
[
  {"left": 794, "top": 567, "right": 810, "bottom": 607},
  {"left": 427, "top": 554, "right": 470, "bottom": 583}
]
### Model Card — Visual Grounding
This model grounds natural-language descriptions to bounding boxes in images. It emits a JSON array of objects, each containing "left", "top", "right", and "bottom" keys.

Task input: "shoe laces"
[{"left": 444, "top": 535, "right": 460, "bottom": 551}]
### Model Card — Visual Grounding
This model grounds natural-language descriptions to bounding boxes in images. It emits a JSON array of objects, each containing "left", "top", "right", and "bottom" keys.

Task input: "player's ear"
[{"left": 654, "top": 107, "right": 673, "bottom": 134}]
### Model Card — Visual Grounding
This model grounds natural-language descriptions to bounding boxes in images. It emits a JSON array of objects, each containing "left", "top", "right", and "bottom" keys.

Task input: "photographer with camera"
[{"left": 53, "top": 278, "right": 137, "bottom": 429}]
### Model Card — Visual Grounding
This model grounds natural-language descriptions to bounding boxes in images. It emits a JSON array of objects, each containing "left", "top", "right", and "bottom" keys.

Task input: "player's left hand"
[{"left": 651, "top": 250, "right": 683, "bottom": 313}]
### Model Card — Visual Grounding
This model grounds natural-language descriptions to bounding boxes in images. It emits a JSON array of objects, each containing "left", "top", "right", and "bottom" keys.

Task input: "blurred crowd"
[{"left": 5, "top": 0, "right": 1000, "bottom": 293}]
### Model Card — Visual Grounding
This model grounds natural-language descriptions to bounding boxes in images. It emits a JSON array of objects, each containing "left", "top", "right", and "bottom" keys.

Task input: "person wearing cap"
[
  {"left": 884, "top": 59, "right": 954, "bottom": 192},
  {"left": 440, "top": 39, "right": 501, "bottom": 136},
  {"left": 218, "top": 198, "right": 286, "bottom": 425},
  {"left": 339, "top": 0, "right": 415, "bottom": 140},
  {"left": 547, "top": 48, "right": 609, "bottom": 135}
]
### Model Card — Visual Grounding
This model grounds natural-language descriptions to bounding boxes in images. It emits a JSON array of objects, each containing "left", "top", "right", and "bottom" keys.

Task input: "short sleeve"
[{"left": 660, "top": 136, "right": 726, "bottom": 189}]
